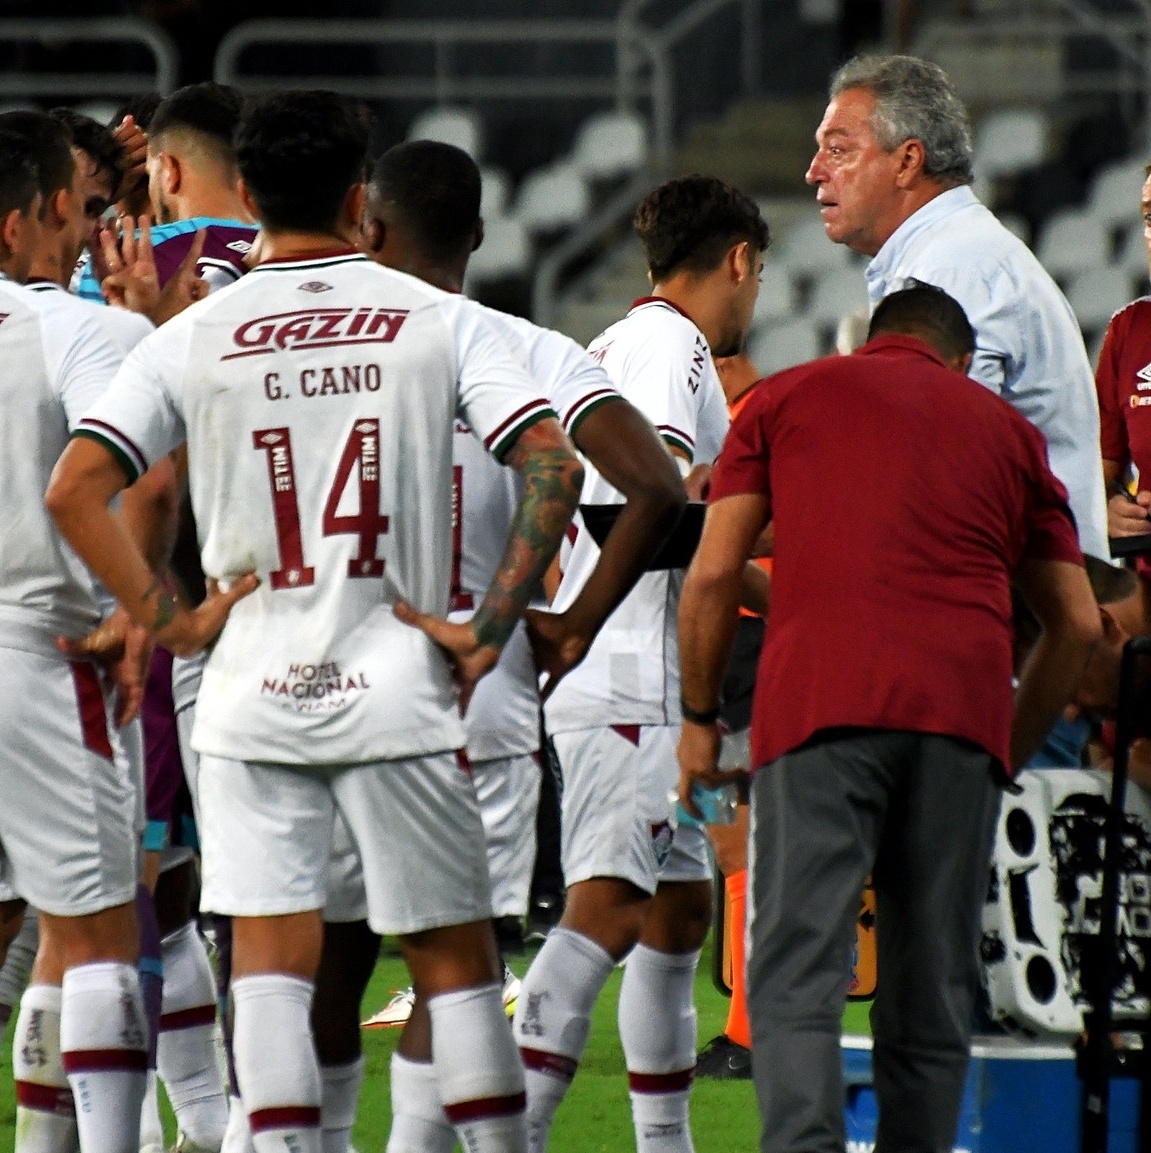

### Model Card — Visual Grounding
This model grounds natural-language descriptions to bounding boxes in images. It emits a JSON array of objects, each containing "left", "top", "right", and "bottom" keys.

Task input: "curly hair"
[
  {"left": 634, "top": 175, "right": 769, "bottom": 283},
  {"left": 48, "top": 107, "right": 125, "bottom": 198}
]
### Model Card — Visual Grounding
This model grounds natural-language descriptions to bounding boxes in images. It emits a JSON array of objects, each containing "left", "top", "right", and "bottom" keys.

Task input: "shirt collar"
[
  {"left": 856, "top": 333, "right": 952, "bottom": 370},
  {"left": 629, "top": 295, "right": 696, "bottom": 325},
  {"left": 867, "top": 185, "right": 979, "bottom": 285}
]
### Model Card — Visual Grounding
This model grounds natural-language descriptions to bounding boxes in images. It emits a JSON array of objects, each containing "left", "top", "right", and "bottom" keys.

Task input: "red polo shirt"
[
  {"left": 709, "top": 335, "right": 1083, "bottom": 773},
  {"left": 1096, "top": 296, "right": 1151, "bottom": 482}
]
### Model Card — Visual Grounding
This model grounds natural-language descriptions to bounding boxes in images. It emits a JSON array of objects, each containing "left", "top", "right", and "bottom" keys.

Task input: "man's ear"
[
  {"left": 728, "top": 239, "right": 752, "bottom": 284},
  {"left": 237, "top": 177, "right": 260, "bottom": 224},
  {"left": 956, "top": 350, "right": 974, "bottom": 375},
  {"left": 360, "top": 214, "right": 384, "bottom": 256},
  {"left": 159, "top": 152, "right": 181, "bottom": 197},
  {"left": 1100, "top": 606, "right": 1128, "bottom": 644},
  {"left": 343, "top": 182, "right": 366, "bottom": 236},
  {"left": 45, "top": 188, "right": 70, "bottom": 229},
  {"left": 894, "top": 138, "right": 928, "bottom": 187},
  {"left": 0, "top": 206, "right": 21, "bottom": 256}
]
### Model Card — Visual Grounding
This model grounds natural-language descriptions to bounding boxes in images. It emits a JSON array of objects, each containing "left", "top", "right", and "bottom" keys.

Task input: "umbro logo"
[
  {"left": 0, "top": 313, "right": 8, "bottom": 327},
  {"left": 226, "top": 239, "right": 253, "bottom": 253},
  {"left": 1137, "top": 361, "right": 1151, "bottom": 391},
  {"left": 299, "top": 281, "right": 333, "bottom": 294}
]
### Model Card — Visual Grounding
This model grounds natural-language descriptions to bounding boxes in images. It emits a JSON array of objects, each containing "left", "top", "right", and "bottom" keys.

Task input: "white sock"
[
  {"left": 618, "top": 944, "right": 700, "bottom": 1153},
  {"left": 158, "top": 921, "right": 229, "bottom": 1149},
  {"left": 429, "top": 982, "right": 527, "bottom": 1153},
  {"left": 232, "top": 974, "right": 320, "bottom": 1153},
  {"left": 60, "top": 961, "right": 148, "bottom": 1153},
  {"left": 320, "top": 1057, "right": 364, "bottom": 1153},
  {"left": 12, "top": 983, "right": 77, "bottom": 1153},
  {"left": 385, "top": 1053, "right": 454, "bottom": 1153},
  {"left": 0, "top": 908, "right": 39, "bottom": 1011},
  {"left": 139, "top": 1069, "right": 165, "bottom": 1151},
  {"left": 513, "top": 927, "right": 615, "bottom": 1152},
  {"left": 220, "top": 1094, "right": 255, "bottom": 1153}
]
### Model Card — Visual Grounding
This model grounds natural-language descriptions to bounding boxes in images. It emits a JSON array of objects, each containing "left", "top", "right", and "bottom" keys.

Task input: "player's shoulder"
[{"left": 595, "top": 296, "right": 707, "bottom": 358}]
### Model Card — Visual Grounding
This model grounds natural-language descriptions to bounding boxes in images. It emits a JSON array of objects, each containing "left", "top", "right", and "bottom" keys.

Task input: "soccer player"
[
  {"left": 47, "top": 90, "right": 584, "bottom": 1153},
  {"left": 512, "top": 175, "right": 768, "bottom": 1153},
  {"left": 0, "top": 127, "right": 152, "bottom": 1153},
  {"left": 355, "top": 139, "right": 686, "bottom": 1151},
  {"left": 76, "top": 81, "right": 257, "bottom": 308}
]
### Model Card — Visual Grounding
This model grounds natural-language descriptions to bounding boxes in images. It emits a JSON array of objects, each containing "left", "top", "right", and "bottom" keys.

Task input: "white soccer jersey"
[
  {"left": 451, "top": 304, "right": 622, "bottom": 760},
  {"left": 76, "top": 251, "right": 555, "bottom": 766},
  {"left": 0, "top": 275, "right": 125, "bottom": 653},
  {"left": 544, "top": 296, "right": 729, "bottom": 732}
]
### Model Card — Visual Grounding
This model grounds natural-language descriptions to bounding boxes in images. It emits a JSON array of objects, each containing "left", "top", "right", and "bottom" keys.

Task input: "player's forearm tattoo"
[
  {"left": 472, "top": 446, "right": 583, "bottom": 649},
  {"left": 141, "top": 575, "right": 177, "bottom": 632}
]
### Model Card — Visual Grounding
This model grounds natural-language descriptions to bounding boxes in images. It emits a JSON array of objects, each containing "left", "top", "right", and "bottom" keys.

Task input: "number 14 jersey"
[{"left": 77, "top": 251, "right": 555, "bottom": 766}]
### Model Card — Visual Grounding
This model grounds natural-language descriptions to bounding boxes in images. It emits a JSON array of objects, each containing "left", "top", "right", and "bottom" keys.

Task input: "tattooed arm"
[{"left": 394, "top": 416, "right": 583, "bottom": 701}]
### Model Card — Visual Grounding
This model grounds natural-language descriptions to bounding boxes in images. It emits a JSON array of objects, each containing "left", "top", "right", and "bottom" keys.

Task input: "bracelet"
[{"left": 680, "top": 698, "right": 721, "bottom": 725}]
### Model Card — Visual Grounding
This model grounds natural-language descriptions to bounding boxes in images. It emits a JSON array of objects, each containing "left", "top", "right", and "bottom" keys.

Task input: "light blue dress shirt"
[{"left": 866, "top": 185, "right": 1108, "bottom": 559}]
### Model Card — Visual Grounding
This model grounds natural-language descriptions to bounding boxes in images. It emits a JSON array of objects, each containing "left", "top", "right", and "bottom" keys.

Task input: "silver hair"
[{"left": 830, "top": 54, "right": 974, "bottom": 187}]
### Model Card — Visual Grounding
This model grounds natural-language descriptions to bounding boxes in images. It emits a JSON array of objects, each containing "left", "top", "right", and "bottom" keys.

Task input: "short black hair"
[
  {"left": 0, "top": 128, "right": 40, "bottom": 220},
  {"left": 236, "top": 90, "right": 369, "bottom": 234},
  {"left": 109, "top": 92, "right": 163, "bottom": 133},
  {"left": 634, "top": 175, "right": 769, "bottom": 282},
  {"left": 0, "top": 110, "right": 74, "bottom": 202},
  {"left": 148, "top": 82, "right": 244, "bottom": 156},
  {"left": 369, "top": 140, "right": 481, "bottom": 262},
  {"left": 867, "top": 281, "right": 975, "bottom": 363},
  {"left": 49, "top": 107, "right": 125, "bottom": 196}
]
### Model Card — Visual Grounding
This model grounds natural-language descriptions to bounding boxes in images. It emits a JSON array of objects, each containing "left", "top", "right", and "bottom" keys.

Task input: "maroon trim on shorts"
[
  {"left": 69, "top": 661, "right": 113, "bottom": 760},
  {"left": 627, "top": 1068, "right": 694, "bottom": 1094},
  {"left": 443, "top": 1091, "right": 527, "bottom": 1124},
  {"left": 519, "top": 1046, "right": 578, "bottom": 1081},
  {"left": 15, "top": 1081, "right": 75, "bottom": 1115},
  {"left": 160, "top": 1004, "right": 217, "bottom": 1032},
  {"left": 61, "top": 1047, "right": 148, "bottom": 1073},
  {"left": 248, "top": 1105, "right": 322, "bottom": 1133},
  {"left": 611, "top": 724, "right": 641, "bottom": 746}
]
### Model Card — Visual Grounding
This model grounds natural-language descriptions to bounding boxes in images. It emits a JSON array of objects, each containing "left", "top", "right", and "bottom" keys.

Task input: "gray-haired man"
[{"left": 807, "top": 53, "right": 1108, "bottom": 560}]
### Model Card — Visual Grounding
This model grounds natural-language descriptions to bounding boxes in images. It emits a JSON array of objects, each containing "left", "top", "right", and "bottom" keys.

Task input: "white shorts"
[
  {"left": 323, "top": 810, "right": 369, "bottom": 924},
  {"left": 197, "top": 751, "right": 493, "bottom": 936},
  {"left": 0, "top": 650, "right": 139, "bottom": 916},
  {"left": 472, "top": 753, "right": 540, "bottom": 919},
  {"left": 553, "top": 724, "right": 710, "bottom": 895}
]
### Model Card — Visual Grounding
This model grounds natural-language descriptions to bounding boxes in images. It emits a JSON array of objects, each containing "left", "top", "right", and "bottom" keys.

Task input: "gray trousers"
[{"left": 747, "top": 729, "right": 1002, "bottom": 1153}]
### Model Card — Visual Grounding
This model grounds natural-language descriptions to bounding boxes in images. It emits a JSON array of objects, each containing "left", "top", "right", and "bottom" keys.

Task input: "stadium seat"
[
  {"left": 465, "top": 214, "right": 531, "bottom": 283},
  {"left": 480, "top": 166, "right": 511, "bottom": 218},
  {"left": 513, "top": 162, "right": 590, "bottom": 235},
  {"left": 570, "top": 110, "right": 648, "bottom": 181},
  {"left": 750, "top": 265, "right": 797, "bottom": 328},
  {"left": 406, "top": 105, "right": 483, "bottom": 160},
  {"left": 1116, "top": 221, "right": 1151, "bottom": 280},
  {"left": 805, "top": 269, "right": 871, "bottom": 328},
  {"left": 974, "top": 107, "right": 1049, "bottom": 180},
  {"left": 1065, "top": 265, "right": 1137, "bottom": 333},
  {"left": 1087, "top": 156, "right": 1148, "bottom": 229},
  {"left": 773, "top": 216, "right": 854, "bottom": 278},
  {"left": 748, "top": 317, "right": 821, "bottom": 376},
  {"left": 1035, "top": 207, "right": 1112, "bottom": 281}
]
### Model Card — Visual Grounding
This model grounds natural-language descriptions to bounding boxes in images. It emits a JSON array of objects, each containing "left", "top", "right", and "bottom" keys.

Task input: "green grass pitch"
[{"left": 0, "top": 935, "right": 872, "bottom": 1150}]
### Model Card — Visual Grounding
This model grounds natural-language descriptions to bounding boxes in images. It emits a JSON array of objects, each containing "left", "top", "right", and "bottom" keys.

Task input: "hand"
[
  {"left": 524, "top": 607, "right": 592, "bottom": 700},
  {"left": 101, "top": 217, "right": 208, "bottom": 323},
  {"left": 112, "top": 115, "right": 149, "bottom": 206},
  {"left": 155, "top": 573, "right": 259, "bottom": 658},
  {"left": 676, "top": 719, "right": 744, "bottom": 820},
  {"left": 1107, "top": 489, "right": 1151, "bottom": 537},
  {"left": 684, "top": 462, "right": 712, "bottom": 501},
  {"left": 57, "top": 606, "right": 153, "bottom": 726},
  {"left": 394, "top": 600, "right": 501, "bottom": 712}
]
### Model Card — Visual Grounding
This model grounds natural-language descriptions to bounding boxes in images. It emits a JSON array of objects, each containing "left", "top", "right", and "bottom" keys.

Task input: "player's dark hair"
[
  {"left": 0, "top": 128, "right": 40, "bottom": 220},
  {"left": 236, "top": 90, "right": 369, "bottom": 234},
  {"left": 109, "top": 92, "right": 163, "bottom": 133},
  {"left": 149, "top": 82, "right": 244, "bottom": 156},
  {"left": 634, "top": 175, "right": 769, "bottom": 283},
  {"left": 369, "top": 140, "right": 481, "bottom": 263},
  {"left": 867, "top": 281, "right": 975, "bottom": 362},
  {"left": 49, "top": 107, "right": 125, "bottom": 197},
  {"left": 0, "top": 111, "right": 74, "bottom": 203}
]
